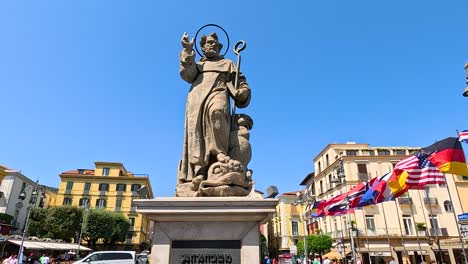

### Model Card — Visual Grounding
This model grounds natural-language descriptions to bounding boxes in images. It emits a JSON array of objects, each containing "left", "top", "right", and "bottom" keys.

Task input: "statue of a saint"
[{"left": 176, "top": 31, "right": 253, "bottom": 197}]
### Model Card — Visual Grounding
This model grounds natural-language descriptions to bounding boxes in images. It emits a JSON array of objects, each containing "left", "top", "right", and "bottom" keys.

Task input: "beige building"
[
  {"left": 268, "top": 191, "right": 307, "bottom": 259},
  {"left": 307, "top": 142, "right": 466, "bottom": 264}
]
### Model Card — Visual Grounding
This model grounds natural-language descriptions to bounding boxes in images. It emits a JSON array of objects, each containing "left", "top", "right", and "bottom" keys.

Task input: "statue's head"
[{"left": 200, "top": 32, "right": 223, "bottom": 59}]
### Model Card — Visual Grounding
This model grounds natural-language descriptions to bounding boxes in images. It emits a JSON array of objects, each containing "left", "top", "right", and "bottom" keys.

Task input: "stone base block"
[{"left": 134, "top": 197, "right": 278, "bottom": 264}]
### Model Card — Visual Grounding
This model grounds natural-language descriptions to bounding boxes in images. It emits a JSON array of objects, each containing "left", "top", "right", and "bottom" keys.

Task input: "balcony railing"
[
  {"left": 65, "top": 189, "right": 72, "bottom": 194},
  {"left": 82, "top": 190, "right": 90, "bottom": 195},
  {"left": 430, "top": 228, "right": 449, "bottom": 236},
  {"left": 424, "top": 198, "right": 438, "bottom": 205},
  {"left": 99, "top": 190, "right": 107, "bottom": 196},
  {"left": 116, "top": 191, "right": 125, "bottom": 196},
  {"left": 398, "top": 197, "right": 413, "bottom": 205}
]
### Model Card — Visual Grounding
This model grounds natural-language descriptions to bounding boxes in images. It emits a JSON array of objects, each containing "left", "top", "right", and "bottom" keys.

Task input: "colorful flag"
[
  {"left": 357, "top": 173, "right": 394, "bottom": 207},
  {"left": 405, "top": 152, "right": 445, "bottom": 187},
  {"left": 348, "top": 178, "right": 376, "bottom": 208},
  {"left": 323, "top": 193, "right": 348, "bottom": 216},
  {"left": 422, "top": 137, "right": 468, "bottom": 176},
  {"left": 459, "top": 130, "right": 468, "bottom": 144}
]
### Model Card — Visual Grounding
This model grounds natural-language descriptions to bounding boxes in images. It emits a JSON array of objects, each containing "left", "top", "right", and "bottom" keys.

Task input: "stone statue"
[{"left": 176, "top": 31, "right": 254, "bottom": 197}]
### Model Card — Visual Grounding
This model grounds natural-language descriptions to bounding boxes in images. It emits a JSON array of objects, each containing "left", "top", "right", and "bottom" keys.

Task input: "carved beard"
[{"left": 202, "top": 46, "right": 219, "bottom": 59}]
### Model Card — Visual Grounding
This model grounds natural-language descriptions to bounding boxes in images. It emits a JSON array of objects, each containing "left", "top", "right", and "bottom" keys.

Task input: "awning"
[
  {"left": 7, "top": 240, "right": 92, "bottom": 251},
  {"left": 323, "top": 251, "right": 344, "bottom": 260}
]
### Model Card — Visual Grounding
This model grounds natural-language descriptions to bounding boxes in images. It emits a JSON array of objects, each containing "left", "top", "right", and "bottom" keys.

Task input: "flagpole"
[
  {"left": 425, "top": 186, "right": 444, "bottom": 264},
  {"left": 408, "top": 193, "right": 424, "bottom": 264},
  {"left": 339, "top": 216, "right": 347, "bottom": 264},
  {"left": 394, "top": 199, "right": 409, "bottom": 264},
  {"left": 443, "top": 173, "right": 468, "bottom": 264},
  {"left": 417, "top": 189, "right": 430, "bottom": 262},
  {"left": 360, "top": 210, "right": 372, "bottom": 264},
  {"left": 379, "top": 203, "right": 393, "bottom": 255}
]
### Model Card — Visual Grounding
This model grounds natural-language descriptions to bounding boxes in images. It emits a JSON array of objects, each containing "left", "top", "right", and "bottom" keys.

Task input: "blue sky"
[{"left": 1, "top": 1, "right": 467, "bottom": 197}]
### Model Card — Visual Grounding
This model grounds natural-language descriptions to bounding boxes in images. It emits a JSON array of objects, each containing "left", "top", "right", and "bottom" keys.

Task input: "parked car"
[
  {"left": 73, "top": 251, "right": 136, "bottom": 264},
  {"left": 136, "top": 253, "right": 149, "bottom": 264}
]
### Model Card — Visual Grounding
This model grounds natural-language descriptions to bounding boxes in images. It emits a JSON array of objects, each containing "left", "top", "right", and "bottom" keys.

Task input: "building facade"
[
  {"left": 0, "top": 165, "right": 48, "bottom": 235},
  {"left": 307, "top": 142, "right": 466, "bottom": 264},
  {"left": 56, "top": 161, "right": 154, "bottom": 248},
  {"left": 268, "top": 191, "right": 307, "bottom": 259}
]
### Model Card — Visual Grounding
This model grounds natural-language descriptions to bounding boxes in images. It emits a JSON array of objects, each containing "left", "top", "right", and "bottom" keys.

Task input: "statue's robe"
[{"left": 178, "top": 49, "right": 250, "bottom": 183}]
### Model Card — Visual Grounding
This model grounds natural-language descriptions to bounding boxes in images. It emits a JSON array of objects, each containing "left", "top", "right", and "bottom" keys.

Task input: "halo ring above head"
[{"left": 194, "top": 24, "right": 230, "bottom": 57}]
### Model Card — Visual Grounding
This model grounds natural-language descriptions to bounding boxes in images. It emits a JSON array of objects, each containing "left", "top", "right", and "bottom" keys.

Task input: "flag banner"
[
  {"left": 422, "top": 137, "right": 468, "bottom": 176},
  {"left": 459, "top": 130, "right": 468, "bottom": 144},
  {"left": 348, "top": 178, "right": 376, "bottom": 208},
  {"left": 357, "top": 173, "right": 394, "bottom": 207}
]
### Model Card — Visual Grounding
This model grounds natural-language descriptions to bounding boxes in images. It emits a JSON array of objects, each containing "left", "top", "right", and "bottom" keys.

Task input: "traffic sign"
[{"left": 458, "top": 213, "right": 468, "bottom": 221}]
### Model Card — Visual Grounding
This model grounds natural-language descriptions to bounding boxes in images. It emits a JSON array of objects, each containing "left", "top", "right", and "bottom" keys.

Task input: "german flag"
[{"left": 421, "top": 137, "right": 468, "bottom": 176}]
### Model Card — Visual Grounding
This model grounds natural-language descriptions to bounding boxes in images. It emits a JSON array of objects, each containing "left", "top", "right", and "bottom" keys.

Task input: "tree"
[
  {"left": 28, "top": 206, "right": 83, "bottom": 242},
  {"left": 83, "top": 209, "right": 130, "bottom": 250},
  {"left": 0, "top": 213, "right": 13, "bottom": 225},
  {"left": 297, "top": 234, "right": 333, "bottom": 257}
]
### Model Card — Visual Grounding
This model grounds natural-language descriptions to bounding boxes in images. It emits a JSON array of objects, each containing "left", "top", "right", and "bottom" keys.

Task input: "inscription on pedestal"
[{"left": 170, "top": 240, "right": 241, "bottom": 264}]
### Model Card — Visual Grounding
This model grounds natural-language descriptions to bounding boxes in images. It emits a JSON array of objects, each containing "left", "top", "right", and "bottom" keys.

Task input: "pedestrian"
[
  {"left": 323, "top": 257, "right": 330, "bottom": 264},
  {"left": 264, "top": 256, "right": 271, "bottom": 264},
  {"left": 313, "top": 256, "right": 321, "bottom": 264},
  {"left": 8, "top": 255, "right": 17, "bottom": 264},
  {"left": 356, "top": 257, "right": 362, "bottom": 264},
  {"left": 388, "top": 257, "right": 396, "bottom": 264},
  {"left": 272, "top": 258, "right": 277, "bottom": 264},
  {"left": 40, "top": 254, "right": 50, "bottom": 264},
  {"left": 2, "top": 256, "right": 11, "bottom": 264}
]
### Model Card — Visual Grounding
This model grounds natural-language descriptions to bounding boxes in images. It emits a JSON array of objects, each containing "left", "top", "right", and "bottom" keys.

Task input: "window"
[
  {"left": 102, "top": 167, "right": 110, "bottom": 176},
  {"left": 116, "top": 183, "right": 127, "bottom": 192},
  {"left": 98, "top": 183, "right": 109, "bottom": 191},
  {"left": 79, "top": 198, "right": 89, "bottom": 207},
  {"left": 119, "top": 170, "right": 124, "bottom": 176},
  {"left": 63, "top": 198, "right": 72, "bottom": 205},
  {"left": 403, "top": 215, "right": 414, "bottom": 235},
  {"left": 362, "top": 150, "right": 375, "bottom": 156},
  {"left": 444, "top": 201, "right": 454, "bottom": 213},
  {"left": 66, "top": 181, "right": 73, "bottom": 191},
  {"left": 115, "top": 198, "right": 122, "bottom": 210},
  {"left": 84, "top": 182, "right": 91, "bottom": 191},
  {"left": 346, "top": 150, "right": 357, "bottom": 156},
  {"left": 129, "top": 217, "right": 135, "bottom": 228},
  {"left": 131, "top": 184, "right": 141, "bottom": 192},
  {"left": 328, "top": 174, "right": 332, "bottom": 186},
  {"left": 429, "top": 214, "right": 440, "bottom": 235},
  {"left": 424, "top": 186, "right": 431, "bottom": 198},
  {"left": 326, "top": 154, "right": 329, "bottom": 167},
  {"left": 291, "top": 221, "right": 299, "bottom": 236},
  {"left": 319, "top": 181, "right": 323, "bottom": 194},
  {"left": 365, "top": 215, "right": 375, "bottom": 231},
  {"left": 463, "top": 176, "right": 468, "bottom": 181},
  {"left": 318, "top": 162, "right": 322, "bottom": 173},
  {"left": 96, "top": 199, "right": 107, "bottom": 208},
  {"left": 377, "top": 149, "right": 390, "bottom": 156},
  {"left": 394, "top": 150, "right": 406, "bottom": 156}
]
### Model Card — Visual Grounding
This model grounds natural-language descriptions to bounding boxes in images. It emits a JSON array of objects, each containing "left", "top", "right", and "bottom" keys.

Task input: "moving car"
[{"left": 73, "top": 251, "right": 136, "bottom": 264}]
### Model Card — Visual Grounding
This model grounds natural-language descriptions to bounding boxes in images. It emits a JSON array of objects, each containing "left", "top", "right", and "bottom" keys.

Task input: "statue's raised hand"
[{"left": 181, "top": 32, "right": 194, "bottom": 51}]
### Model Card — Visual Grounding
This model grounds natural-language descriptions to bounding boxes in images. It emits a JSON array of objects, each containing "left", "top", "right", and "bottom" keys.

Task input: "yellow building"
[
  {"left": 453, "top": 174, "right": 468, "bottom": 214},
  {"left": 56, "top": 161, "right": 154, "bottom": 248},
  {"left": 268, "top": 191, "right": 307, "bottom": 258}
]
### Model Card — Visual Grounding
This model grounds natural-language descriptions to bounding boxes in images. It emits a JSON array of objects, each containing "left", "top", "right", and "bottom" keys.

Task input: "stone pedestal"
[{"left": 134, "top": 197, "right": 278, "bottom": 264}]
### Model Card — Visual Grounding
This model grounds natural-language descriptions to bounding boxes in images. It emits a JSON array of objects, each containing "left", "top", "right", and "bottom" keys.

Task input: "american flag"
[
  {"left": 459, "top": 130, "right": 468, "bottom": 144},
  {"left": 404, "top": 152, "right": 446, "bottom": 187}
]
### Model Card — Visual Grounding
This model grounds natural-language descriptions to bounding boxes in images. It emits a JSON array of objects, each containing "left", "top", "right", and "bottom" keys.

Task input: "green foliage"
[
  {"left": 0, "top": 213, "right": 13, "bottom": 224},
  {"left": 297, "top": 234, "right": 333, "bottom": 256},
  {"left": 83, "top": 209, "right": 130, "bottom": 249},
  {"left": 28, "top": 206, "right": 83, "bottom": 242},
  {"left": 416, "top": 222, "right": 427, "bottom": 231}
]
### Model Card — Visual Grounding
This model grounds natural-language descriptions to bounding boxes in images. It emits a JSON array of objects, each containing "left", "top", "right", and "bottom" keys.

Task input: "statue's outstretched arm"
[{"left": 179, "top": 32, "right": 198, "bottom": 84}]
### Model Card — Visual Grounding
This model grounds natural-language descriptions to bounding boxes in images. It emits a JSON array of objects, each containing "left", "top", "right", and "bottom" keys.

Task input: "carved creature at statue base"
[{"left": 176, "top": 159, "right": 252, "bottom": 197}]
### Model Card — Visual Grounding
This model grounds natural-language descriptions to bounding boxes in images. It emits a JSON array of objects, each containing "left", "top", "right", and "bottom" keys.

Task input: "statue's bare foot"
[{"left": 217, "top": 153, "right": 230, "bottom": 163}]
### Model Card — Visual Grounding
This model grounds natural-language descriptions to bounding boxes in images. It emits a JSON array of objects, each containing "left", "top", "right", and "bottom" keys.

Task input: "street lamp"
[
  {"left": 77, "top": 200, "right": 90, "bottom": 257},
  {"left": 18, "top": 182, "right": 46, "bottom": 264},
  {"left": 332, "top": 158, "right": 357, "bottom": 264},
  {"left": 463, "top": 62, "right": 468, "bottom": 97},
  {"left": 294, "top": 191, "right": 316, "bottom": 263}
]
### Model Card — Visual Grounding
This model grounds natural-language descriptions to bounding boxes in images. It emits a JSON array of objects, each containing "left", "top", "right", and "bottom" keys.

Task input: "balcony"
[
  {"left": 430, "top": 228, "right": 449, "bottom": 236},
  {"left": 99, "top": 190, "right": 107, "bottom": 196},
  {"left": 82, "top": 190, "right": 90, "bottom": 195},
  {"left": 424, "top": 198, "right": 438, "bottom": 206},
  {"left": 115, "top": 207, "right": 121, "bottom": 212},
  {"left": 64, "top": 189, "right": 72, "bottom": 195},
  {"left": 398, "top": 197, "right": 413, "bottom": 205},
  {"left": 130, "top": 206, "right": 137, "bottom": 212},
  {"left": 116, "top": 191, "right": 125, "bottom": 196}
]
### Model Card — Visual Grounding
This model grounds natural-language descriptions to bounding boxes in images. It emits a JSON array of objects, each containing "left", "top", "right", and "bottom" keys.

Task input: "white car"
[{"left": 73, "top": 251, "right": 136, "bottom": 264}]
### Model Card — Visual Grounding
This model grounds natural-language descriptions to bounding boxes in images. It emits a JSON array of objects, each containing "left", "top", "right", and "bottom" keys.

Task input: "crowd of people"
[
  {"left": 2, "top": 252, "right": 76, "bottom": 264},
  {"left": 263, "top": 255, "right": 439, "bottom": 264}
]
